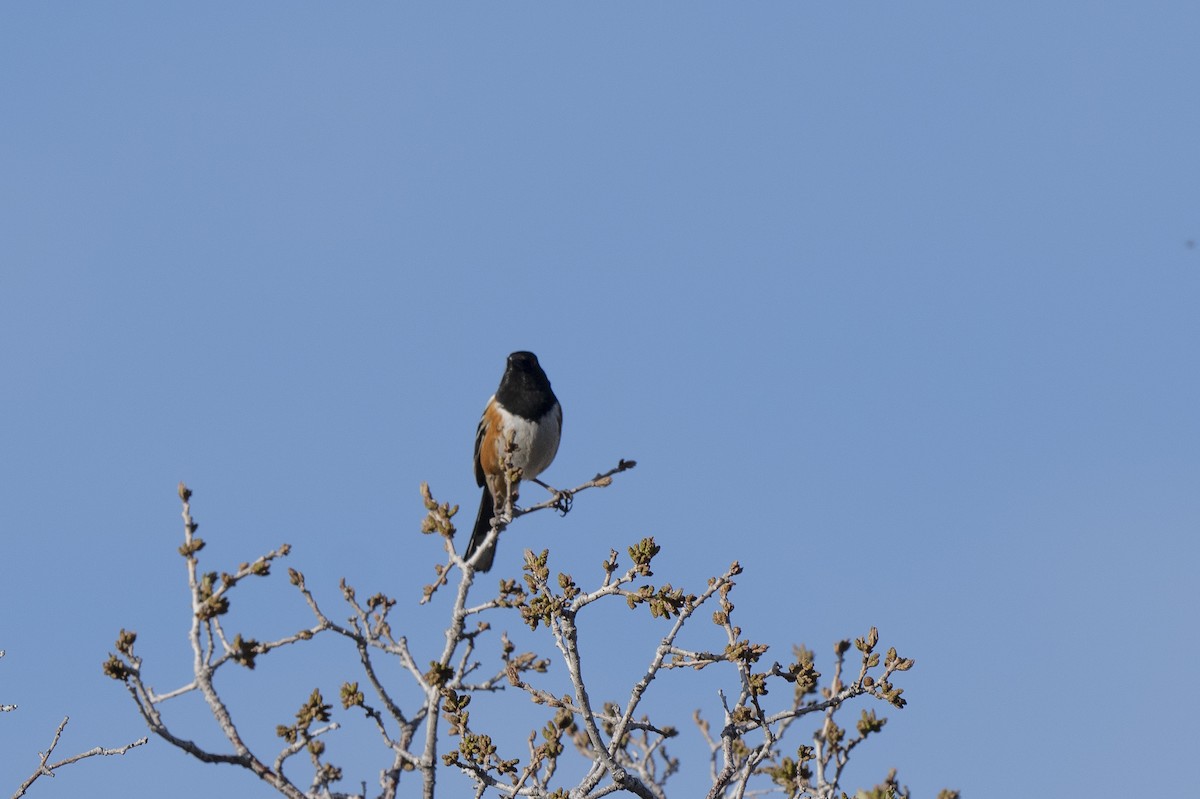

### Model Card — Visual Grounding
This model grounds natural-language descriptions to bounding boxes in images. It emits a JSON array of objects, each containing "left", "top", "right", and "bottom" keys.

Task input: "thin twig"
[
  {"left": 516, "top": 459, "right": 636, "bottom": 520},
  {"left": 11, "top": 716, "right": 148, "bottom": 799}
]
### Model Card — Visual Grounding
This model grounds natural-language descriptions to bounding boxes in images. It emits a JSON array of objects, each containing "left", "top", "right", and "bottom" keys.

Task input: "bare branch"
[
  {"left": 103, "top": 470, "right": 936, "bottom": 799},
  {"left": 11, "top": 716, "right": 147, "bottom": 799},
  {"left": 517, "top": 459, "right": 637, "bottom": 520}
]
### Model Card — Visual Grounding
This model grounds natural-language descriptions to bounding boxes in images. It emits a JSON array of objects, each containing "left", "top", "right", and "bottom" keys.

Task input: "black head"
[
  {"left": 496, "top": 351, "right": 557, "bottom": 417},
  {"left": 507, "top": 351, "right": 541, "bottom": 371}
]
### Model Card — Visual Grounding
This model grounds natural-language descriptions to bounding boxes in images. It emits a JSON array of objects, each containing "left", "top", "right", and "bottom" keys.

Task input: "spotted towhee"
[{"left": 464, "top": 351, "right": 562, "bottom": 572}]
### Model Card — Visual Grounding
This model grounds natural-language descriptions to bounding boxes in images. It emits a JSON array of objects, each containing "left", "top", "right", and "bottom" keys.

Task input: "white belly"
[{"left": 492, "top": 403, "right": 561, "bottom": 479}]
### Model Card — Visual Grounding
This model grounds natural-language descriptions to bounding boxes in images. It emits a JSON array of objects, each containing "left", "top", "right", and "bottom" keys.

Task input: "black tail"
[{"left": 464, "top": 488, "right": 497, "bottom": 572}]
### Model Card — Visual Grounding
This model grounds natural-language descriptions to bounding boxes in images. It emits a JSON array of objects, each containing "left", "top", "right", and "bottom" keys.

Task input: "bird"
[{"left": 464, "top": 351, "right": 562, "bottom": 572}]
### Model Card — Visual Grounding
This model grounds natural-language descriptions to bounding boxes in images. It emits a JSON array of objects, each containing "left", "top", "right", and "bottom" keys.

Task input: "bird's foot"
[{"left": 530, "top": 477, "right": 572, "bottom": 515}]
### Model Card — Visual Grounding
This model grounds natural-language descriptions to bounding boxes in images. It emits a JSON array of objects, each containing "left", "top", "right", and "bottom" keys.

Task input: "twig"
[
  {"left": 516, "top": 459, "right": 636, "bottom": 520},
  {"left": 11, "top": 716, "right": 148, "bottom": 799}
]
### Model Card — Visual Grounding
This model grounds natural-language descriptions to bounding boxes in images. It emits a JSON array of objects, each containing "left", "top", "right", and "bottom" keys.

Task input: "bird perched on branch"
[{"left": 464, "top": 351, "right": 561, "bottom": 572}]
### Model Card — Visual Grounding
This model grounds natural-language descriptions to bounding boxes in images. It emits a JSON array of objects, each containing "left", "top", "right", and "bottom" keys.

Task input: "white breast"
[{"left": 491, "top": 403, "right": 561, "bottom": 480}]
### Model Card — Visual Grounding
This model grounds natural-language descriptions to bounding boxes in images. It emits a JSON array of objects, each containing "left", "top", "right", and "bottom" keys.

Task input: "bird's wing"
[{"left": 474, "top": 396, "right": 494, "bottom": 488}]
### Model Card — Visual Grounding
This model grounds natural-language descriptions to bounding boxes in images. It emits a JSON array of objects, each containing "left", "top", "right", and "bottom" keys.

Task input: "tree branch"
[{"left": 11, "top": 716, "right": 147, "bottom": 799}]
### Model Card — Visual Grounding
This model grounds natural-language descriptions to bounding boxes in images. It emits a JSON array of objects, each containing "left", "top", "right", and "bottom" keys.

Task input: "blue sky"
[{"left": 2, "top": 4, "right": 1198, "bottom": 798}]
